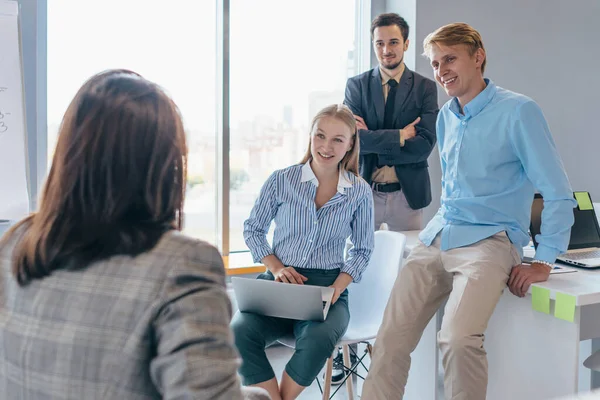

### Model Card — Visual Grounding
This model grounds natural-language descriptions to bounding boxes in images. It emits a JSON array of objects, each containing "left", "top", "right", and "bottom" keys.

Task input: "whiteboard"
[{"left": 0, "top": 0, "right": 29, "bottom": 220}]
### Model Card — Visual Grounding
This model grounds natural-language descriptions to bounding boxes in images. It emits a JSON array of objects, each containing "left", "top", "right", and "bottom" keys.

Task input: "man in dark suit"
[{"left": 345, "top": 13, "right": 438, "bottom": 232}]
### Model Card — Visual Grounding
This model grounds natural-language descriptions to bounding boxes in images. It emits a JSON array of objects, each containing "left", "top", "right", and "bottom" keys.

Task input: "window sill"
[{"left": 224, "top": 252, "right": 266, "bottom": 276}]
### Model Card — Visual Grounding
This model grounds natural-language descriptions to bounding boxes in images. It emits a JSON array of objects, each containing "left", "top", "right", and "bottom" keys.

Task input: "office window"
[
  {"left": 46, "top": 0, "right": 366, "bottom": 260},
  {"left": 228, "top": 0, "right": 359, "bottom": 252},
  {"left": 47, "top": 0, "right": 218, "bottom": 244}
]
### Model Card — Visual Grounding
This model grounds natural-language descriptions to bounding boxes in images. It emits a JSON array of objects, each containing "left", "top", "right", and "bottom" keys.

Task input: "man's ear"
[
  {"left": 404, "top": 39, "right": 410, "bottom": 52},
  {"left": 475, "top": 48, "right": 486, "bottom": 68}
]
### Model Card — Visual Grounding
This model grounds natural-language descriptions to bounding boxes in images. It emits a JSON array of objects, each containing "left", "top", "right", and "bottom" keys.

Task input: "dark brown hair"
[
  {"left": 5, "top": 69, "right": 188, "bottom": 285},
  {"left": 371, "top": 13, "right": 410, "bottom": 42}
]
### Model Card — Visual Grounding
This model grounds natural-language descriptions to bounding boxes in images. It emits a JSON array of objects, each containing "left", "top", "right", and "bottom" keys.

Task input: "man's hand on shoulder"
[{"left": 507, "top": 262, "right": 552, "bottom": 297}]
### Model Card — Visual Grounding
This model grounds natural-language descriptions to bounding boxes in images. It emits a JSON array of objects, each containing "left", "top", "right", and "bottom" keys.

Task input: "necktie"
[{"left": 383, "top": 79, "right": 398, "bottom": 128}]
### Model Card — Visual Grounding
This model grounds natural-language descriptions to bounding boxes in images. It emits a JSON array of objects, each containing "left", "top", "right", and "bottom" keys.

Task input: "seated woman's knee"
[
  {"left": 231, "top": 313, "right": 264, "bottom": 346},
  {"left": 297, "top": 323, "right": 342, "bottom": 354}
]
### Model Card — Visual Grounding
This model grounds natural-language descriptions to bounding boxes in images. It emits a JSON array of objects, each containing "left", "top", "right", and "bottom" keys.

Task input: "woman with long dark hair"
[{"left": 0, "top": 69, "right": 268, "bottom": 400}]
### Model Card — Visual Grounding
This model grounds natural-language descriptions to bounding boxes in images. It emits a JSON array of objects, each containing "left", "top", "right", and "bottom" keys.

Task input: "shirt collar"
[
  {"left": 300, "top": 161, "right": 353, "bottom": 194},
  {"left": 449, "top": 78, "right": 497, "bottom": 118},
  {"left": 379, "top": 63, "right": 405, "bottom": 86}
]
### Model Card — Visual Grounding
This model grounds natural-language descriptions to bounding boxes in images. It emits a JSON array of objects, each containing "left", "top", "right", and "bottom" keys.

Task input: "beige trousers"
[{"left": 362, "top": 232, "right": 520, "bottom": 400}]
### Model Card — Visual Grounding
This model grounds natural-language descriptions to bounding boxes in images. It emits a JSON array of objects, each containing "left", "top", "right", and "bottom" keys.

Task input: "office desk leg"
[{"left": 486, "top": 291, "right": 580, "bottom": 400}]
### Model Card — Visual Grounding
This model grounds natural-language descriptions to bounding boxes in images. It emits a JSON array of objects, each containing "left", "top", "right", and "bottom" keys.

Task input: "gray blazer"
[{"left": 0, "top": 229, "right": 248, "bottom": 400}]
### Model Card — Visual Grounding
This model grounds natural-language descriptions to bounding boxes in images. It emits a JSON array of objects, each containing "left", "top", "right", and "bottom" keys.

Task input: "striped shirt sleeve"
[
  {"left": 243, "top": 172, "right": 278, "bottom": 263},
  {"left": 343, "top": 189, "right": 375, "bottom": 282}
]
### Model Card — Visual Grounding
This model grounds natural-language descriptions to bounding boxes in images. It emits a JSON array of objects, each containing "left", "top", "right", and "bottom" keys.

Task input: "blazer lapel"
[
  {"left": 392, "top": 68, "right": 414, "bottom": 128},
  {"left": 369, "top": 68, "right": 385, "bottom": 128}
]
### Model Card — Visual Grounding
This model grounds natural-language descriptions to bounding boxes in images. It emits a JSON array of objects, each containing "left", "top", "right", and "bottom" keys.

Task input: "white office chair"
[{"left": 279, "top": 230, "right": 407, "bottom": 399}]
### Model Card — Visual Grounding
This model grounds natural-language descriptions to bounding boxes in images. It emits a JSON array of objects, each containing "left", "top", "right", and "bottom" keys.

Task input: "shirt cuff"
[
  {"left": 534, "top": 244, "right": 561, "bottom": 267},
  {"left": 399, "top": 130, "right": 405, "bottom": 147},
  {"left": 250, "top": 245, "right": 273, "bottom": 264},
  {"left": 341, "top": 263, "right": 365, "bottom": 283}
]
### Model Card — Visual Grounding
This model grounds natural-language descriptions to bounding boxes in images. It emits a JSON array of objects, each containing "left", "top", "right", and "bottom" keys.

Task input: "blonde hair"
[
  {"left": 423, "top": 23, "right": 486, "bottom": 74},
  {"left": 300, "top": 104, "right": 360, "bottom": 176}
]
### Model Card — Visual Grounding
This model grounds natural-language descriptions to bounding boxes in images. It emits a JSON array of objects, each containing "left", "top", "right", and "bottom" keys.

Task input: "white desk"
[
  {"left": 486, "top": 267, "right": 600, "bottom": 399},
  {"left": 398, "top": 230, "right": 600, "bottom": 400}
]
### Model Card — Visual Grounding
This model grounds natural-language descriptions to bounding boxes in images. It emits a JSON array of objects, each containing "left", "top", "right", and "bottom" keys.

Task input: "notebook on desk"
[{"left": 530, "top": 191, "right": 600, "bottom": 269}]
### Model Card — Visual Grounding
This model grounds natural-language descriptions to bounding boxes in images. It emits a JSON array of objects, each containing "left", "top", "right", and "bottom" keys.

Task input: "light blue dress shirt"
[
  {"left": 244, "top": 162, "right": 375, "bottom": 282},
  {"left": 420, "top": 79, "right": 576, "bottom": 264}
]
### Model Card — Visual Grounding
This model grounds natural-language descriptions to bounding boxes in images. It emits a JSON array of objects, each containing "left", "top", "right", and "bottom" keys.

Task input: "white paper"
[
  {"left": 550, "top": 267, "right": 577, "bottom": 275},
  {"left": 0, "top": 0, "right": 29, "bottom": 220}
]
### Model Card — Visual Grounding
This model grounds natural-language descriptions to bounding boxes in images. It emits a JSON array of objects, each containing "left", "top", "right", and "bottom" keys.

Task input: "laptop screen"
[{"left": 530, "top": 192, "right": 600, "bottom": 250}]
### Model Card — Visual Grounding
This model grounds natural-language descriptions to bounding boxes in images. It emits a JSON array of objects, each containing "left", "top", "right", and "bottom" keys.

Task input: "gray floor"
[{"left": 266, "top": 343, "right": 371, "bottom": 399}]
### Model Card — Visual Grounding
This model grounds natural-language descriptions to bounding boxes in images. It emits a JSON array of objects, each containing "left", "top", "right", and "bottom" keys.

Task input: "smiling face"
[
  {"left": 428, "top": 42, "right": 486, "bottom": 106},
  {"left": 373, "top": 25, "right": 409, "bottom": 72},
  {"left": 309, "top": 116, "right": 354, "bottom": 172}
]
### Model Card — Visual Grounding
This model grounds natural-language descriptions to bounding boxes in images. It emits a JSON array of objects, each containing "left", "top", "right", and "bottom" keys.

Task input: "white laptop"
[
  {"left": 231, "top": 277, "right": 335, "bottom": 321},
  {"left": 530, "top": 192, "right": 600, "bottom": 269}
]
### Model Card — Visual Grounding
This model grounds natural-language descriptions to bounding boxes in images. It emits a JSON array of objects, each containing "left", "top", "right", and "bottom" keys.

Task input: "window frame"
[{"left": 24, "top": 0, "right": 373, "bottom": 273}]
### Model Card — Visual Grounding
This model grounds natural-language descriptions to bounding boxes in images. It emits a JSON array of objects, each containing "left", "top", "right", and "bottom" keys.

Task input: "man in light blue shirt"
[{"left": 362, "top": 23, "right": 576, "bottom": 400}]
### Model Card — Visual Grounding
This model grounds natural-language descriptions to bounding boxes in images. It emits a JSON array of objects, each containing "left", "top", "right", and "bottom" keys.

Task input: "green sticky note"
[
  {"left": 555, "top": 292, "right": 576, "bottom": 322},
  {"left": 531, "top": 286, "right": 550, "bottom": 314},
  {"left": 575, "top": 192, "right": 593, "bottom": 211}
]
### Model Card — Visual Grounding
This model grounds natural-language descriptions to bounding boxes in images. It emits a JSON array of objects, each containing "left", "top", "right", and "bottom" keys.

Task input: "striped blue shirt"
[
  {"left": 420, "top": 79, "right": 575, "bottom": 264},
  {"left": 244, "top": 162, "right": 374, "bottom": 282}
]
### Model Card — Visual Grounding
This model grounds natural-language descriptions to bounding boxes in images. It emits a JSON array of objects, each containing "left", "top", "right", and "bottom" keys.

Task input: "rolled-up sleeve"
[
  {"left": 243, "top": 172, "right": 279, "bottom": 263},
  {"left": 342, "top": 190, "right": 375, "bottom": 282}
]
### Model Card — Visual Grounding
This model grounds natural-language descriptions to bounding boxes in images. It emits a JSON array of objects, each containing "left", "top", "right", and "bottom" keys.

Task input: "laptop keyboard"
[{"left": 566, "top": 250, "right": 600, "bottom": 260}]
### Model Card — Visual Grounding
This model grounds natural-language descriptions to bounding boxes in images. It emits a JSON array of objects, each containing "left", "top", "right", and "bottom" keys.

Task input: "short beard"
[{"left": 382, "top": 56, "right": 404, "bottom": 71}]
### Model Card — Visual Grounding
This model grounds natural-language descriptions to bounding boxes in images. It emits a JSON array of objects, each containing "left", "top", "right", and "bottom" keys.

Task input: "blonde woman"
[{"left": 232, "top": 104, "right": 375, "bottom": 400}]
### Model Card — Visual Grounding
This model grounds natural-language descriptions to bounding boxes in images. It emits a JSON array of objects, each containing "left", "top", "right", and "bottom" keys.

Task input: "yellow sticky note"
[
  {"left": 531, "top": 286, "right": 550, "bottom": 314},
  {"left": 575, "top": 192, "right": 593, "bottom": 211},
  {"left": 555, "top": 292, "right": 576, "bottom": 322}
]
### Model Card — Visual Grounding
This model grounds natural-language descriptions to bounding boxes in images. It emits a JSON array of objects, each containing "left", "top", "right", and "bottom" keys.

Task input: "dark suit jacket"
[{"left": 344, "top": 66, "right": 438, "bottom": 210}]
